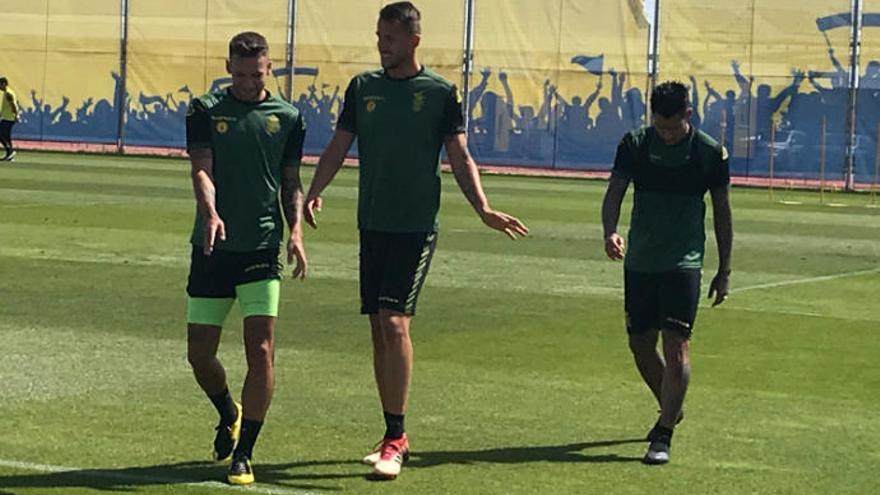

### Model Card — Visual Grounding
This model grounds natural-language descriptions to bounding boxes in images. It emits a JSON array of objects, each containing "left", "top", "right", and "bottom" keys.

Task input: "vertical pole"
[
  {"left": 844, "top": 0, "right": 862, "bottom": 191},
  {"left": 768, "top": 123, "right": 775, "bottom": 202},
  {"left": 116, "top": 0, "right": 129, "bottom": 153},
  {"left": 461, "top": 0, "right": 475, "bottom": 131},
  {"left": 821, "top": 115, "right": 828, "bottom": 204},
  {"left": 649, "top": 0, "right": 660, "bottom": 93},
  {"left": 719, "top": 108, "right": 727, "bottom": 148},
  {"left": 872, "top": 124, "right": 880, "bottom": 205},
  {"left": 284, "top": 0, "right": 297, "bottom": 101}
]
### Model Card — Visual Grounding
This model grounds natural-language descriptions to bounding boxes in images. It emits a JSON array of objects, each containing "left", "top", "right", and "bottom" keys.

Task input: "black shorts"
[
  {"left": 0, "top": 120, "right": 13, "bottom": 143},
  {"left": 360, "top": 230, "right": 438, "bottom": 316},
  {"left": 186, "top": 246, "right": 282, "bottom": 298},
  {"left": 624, "top": 269, "right": 701, "bottom": 339}
]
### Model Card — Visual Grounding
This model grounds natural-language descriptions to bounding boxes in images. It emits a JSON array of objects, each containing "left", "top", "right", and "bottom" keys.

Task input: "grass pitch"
[{"left": 0, "top": 151, "right": 878, "bottom": 494}]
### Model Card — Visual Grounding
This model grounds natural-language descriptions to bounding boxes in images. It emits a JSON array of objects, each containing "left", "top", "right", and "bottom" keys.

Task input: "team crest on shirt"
[
  {"left": 266, "top": 114, "right": 281, "bottom": 135},
  {"left": 215, "top": 121, "right": 229, "bottom": 134},
  {"left": 364, "top": 95, "right": 383, "bottom": 113},
  {"left": 412, "top": 91, "right": 425, "bottom": 113}
]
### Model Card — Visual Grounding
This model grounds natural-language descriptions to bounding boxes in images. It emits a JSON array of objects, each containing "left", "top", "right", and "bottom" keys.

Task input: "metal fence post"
[
  {"left": 116, "top": 0, "right": 129, "bottom": 153},
  {"left": 461, "top": 0, "right": 475, "bottom": 131},
  {"left": 285, "top": 0, "right": 298, "bottom": 101},
  {"left": 844, "top": 0, "right": 862, "bottom": 191}
]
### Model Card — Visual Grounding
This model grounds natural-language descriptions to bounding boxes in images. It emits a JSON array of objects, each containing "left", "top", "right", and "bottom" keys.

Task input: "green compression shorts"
[{"left": 186, "top": 279, "right": 281, "bottom": 326}]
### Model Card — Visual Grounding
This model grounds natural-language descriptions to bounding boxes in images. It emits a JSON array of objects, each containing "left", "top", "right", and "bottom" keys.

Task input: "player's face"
[
  {"left": 226, "top": 55, "right": 271, "bottom": 102},
  {"left": 376, "top": 19, "right": 418, "bottom": 70},
  {"left": 652, "top": 109, "right": 692, "bottom": 145}
]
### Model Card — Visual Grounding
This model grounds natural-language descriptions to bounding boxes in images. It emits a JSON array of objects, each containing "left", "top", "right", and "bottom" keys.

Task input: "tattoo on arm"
[{"left": 281, "top": 163, "right": 304, "bottom": 229}]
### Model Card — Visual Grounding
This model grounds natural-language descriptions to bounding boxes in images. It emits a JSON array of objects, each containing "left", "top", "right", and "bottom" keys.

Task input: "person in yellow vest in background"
[{"left": 0, "top": 77, "right": 18, "bottom": 161}]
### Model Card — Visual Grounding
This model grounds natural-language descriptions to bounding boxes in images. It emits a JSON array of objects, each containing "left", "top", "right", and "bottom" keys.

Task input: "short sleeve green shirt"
[
  {"left": 337, "top": 67, "right": 466, "bottom": 233},
  {"left": 612, "top": 126, "right": 730, "bottom": 272},
  {"left": 186, "top": 89, "right": 305, "bottom": 252}
]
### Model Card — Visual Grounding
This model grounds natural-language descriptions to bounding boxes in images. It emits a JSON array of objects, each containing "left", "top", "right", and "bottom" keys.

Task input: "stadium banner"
[
  {"left": 468, "top": 0, "right": 650, "bottom": 169},
  {"left": 7, "top": 0, "right": 121, "bottom": 144},
  {"left": 293, "top": 0, "right": 464, "bottom": 154},
  {"left": 125, "top": 0, "right": 289, "bottom": 147},
  {"left": 659, "top": 0, "right": 853, "bottom": 181}
]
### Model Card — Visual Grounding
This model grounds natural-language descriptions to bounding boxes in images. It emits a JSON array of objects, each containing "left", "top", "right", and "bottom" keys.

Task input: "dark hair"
[
  {"left": 229, "top": 32, "right": 269, "bottom": 58},
  {"left": 650, "top": 81, "right": 690, "bottom": 118},
  {"left": 0, "top": 77, "right": 7, "bottom": 85},
  {"left": 380, "top": 2, "right": 421, "bottom": 35}
]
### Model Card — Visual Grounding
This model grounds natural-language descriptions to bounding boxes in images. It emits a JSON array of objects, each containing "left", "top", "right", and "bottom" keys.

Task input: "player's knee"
[
  {"left": 186, "top": 346, "right": 215, "bottom": 369},
  {"left": 628, "top": 334, "right": 656, "bottom": 358}
]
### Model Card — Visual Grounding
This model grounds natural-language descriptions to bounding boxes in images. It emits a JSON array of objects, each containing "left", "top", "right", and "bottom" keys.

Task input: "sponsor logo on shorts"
[
  {"left": 379, "top": 296, "right": 399, "bottom": 304},
  {"left": 244, "top": 262, "right": 271, "bottom": 273},
  {"left": 664, "top": 316, "right": 691, "bottom": 329}
]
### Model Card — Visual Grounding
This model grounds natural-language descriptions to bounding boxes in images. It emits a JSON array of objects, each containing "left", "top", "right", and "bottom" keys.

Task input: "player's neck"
[{"left": 386, "top": 59, "right": 422, "bottom": 80}]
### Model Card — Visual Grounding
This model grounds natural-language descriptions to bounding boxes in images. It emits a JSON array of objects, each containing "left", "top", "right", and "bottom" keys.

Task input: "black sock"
[
  {"left": 207, "top": 388, "right": 238, "bottom": 425},
  {"left": 654, "top": 425, "right": 674, "bottom": 443},
  {"left": 233, "top": 419, "right": 264, "bottom": 459},
  {"left": 383, "top": 411, "right": 405, "bottom": 439}
]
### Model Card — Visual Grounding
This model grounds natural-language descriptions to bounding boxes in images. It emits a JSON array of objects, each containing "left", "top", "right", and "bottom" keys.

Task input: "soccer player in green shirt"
[
  {"left": 0, "top": 77, "right": 18, "bottom": 162},
  {"left": 601, "top": 81, "right": 733, "bottom": 465},
  {"left": 184, "top": 31, "right": 307, "bottom": 486},
  {"left": 304, "top": 1, "right": 528, "bottom": 480}
]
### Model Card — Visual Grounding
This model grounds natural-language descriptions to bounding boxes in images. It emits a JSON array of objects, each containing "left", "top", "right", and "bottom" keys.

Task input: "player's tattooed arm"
[
  {"left": 189, "top": 147, "right": 225, "bottom": 255},
  {"left": 281, "top": 162, "right": 304, "bottom": 230},
  {"left": 282, "top": 162, "right": 308, "bottom": 279}
]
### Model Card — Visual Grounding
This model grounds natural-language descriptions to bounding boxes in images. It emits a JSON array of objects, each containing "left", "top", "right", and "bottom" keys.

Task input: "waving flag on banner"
[
  {"left": 816, "top": 13, "right": 850, "bottom": 31},
  {"left": 817, "top": 12, "right": 880, "bottom": 31},
  {"left": 571, "top": 55, "right": 604, "bottom": 75}
]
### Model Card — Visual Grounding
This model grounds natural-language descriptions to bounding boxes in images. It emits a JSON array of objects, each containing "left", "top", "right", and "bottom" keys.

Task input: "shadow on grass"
[
  {"left": 0, "top": 439, "right": 644, "bottom": 491},
  {"left": 409, "top": 438, "right": 645, "bottom": 467},
  {"left": 0, "top": 459, "right": 364, "bottom": 492}
]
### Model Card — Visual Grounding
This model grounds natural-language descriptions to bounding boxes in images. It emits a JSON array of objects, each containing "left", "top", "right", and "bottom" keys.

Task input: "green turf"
[{"left": 0, "top": 151, "right": 878, "bottom": 494}]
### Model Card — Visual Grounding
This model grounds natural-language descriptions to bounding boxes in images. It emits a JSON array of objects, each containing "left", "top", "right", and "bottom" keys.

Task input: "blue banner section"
[{"left": 6, "top": 2, "right": 880, "bottom": 185}]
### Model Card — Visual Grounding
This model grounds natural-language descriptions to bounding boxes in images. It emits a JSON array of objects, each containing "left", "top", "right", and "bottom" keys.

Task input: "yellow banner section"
[{"left": 2, "top": 0, "right": 119, "bottom": 117}]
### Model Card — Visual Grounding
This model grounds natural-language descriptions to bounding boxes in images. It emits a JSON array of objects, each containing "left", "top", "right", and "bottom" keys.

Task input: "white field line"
[
  {"left": 0, "top": 459, "right": 319, "bottom": 495},
  {"left": 731, "top": 267, "right": 880, "bottom": 293}
]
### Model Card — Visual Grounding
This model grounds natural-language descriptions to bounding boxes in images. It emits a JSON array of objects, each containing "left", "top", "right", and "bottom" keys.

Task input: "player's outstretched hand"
[
  {"left": 708, "top": 271, "right": 730, "bottom": 307},
  {"left": 304, "top": 195, "right": 322, "bottom": 229},
  {"left": 480, "top": 209, "right": 528, "bottom": 240},
  {"left": 604, "top": 232, "right": 625, "bottom": 261},
  {"left": 203, "top": 215, "right": 226, "bottom": 256},
  {"left": 287, "top": 228, "right": 307, "bottom": 280}
]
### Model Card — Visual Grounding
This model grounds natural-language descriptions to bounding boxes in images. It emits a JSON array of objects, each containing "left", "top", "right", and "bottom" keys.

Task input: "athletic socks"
[
  {"left": 234, "top": 419, "right": 264, "bottom": 459},
  {"left": 383, "top": 411, "right": 405, "bottom": 439},
  {"left": 208, "top": 387, "right": 238, "bottom": 425}
]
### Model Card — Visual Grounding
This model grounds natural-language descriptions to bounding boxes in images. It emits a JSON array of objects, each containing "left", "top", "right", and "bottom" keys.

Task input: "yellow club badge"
[
  {"left": 266, "top": 114, "right": 281, "bottom": 135},
  {"left": 366, "top": 100, "right": 377, "bottom": 113},
  {"left": 215, "top": 121, "right": 229, "bottom": 134}
]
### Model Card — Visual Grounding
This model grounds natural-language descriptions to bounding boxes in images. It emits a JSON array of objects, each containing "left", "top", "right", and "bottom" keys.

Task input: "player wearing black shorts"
[
  {"left": 303, "top": 2, "right": 528, "bottom": 480},
  {"left": 185, "top": 31, "right": 306, "bottom": 485},
  {"left": 601, "top": 81, "right": 733, "bottom": 465}
]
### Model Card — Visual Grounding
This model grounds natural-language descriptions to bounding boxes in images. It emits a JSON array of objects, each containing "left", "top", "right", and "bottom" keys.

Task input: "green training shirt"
[
  {"left": 186, "top": 88, "right": 305, "bottom": 252},
  {"left": 337, "top": 67, "right": 466, "bottom": 233},
  {"left": 612, "top": 126, "right": 729, "bottom": 273}
]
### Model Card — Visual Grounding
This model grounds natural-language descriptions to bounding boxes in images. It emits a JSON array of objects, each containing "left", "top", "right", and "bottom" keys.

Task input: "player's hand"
[
  {"left": 304, "top": 195, "right": 322, "bottom": 229},
  {"left": 604, "top": 232, "right": 625, "bottom": 260},
  {"left": 287, "top": 226, "right": 307, "bottom": 280},
  {"left": 203, "top": 214, "right": 226, "bottom": 256},
  {"left": 708, "top": 271, "right": 730, "bottom": 307},
  {"left": 479, "top": 208, "right": 528, "bottom": 240}
]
